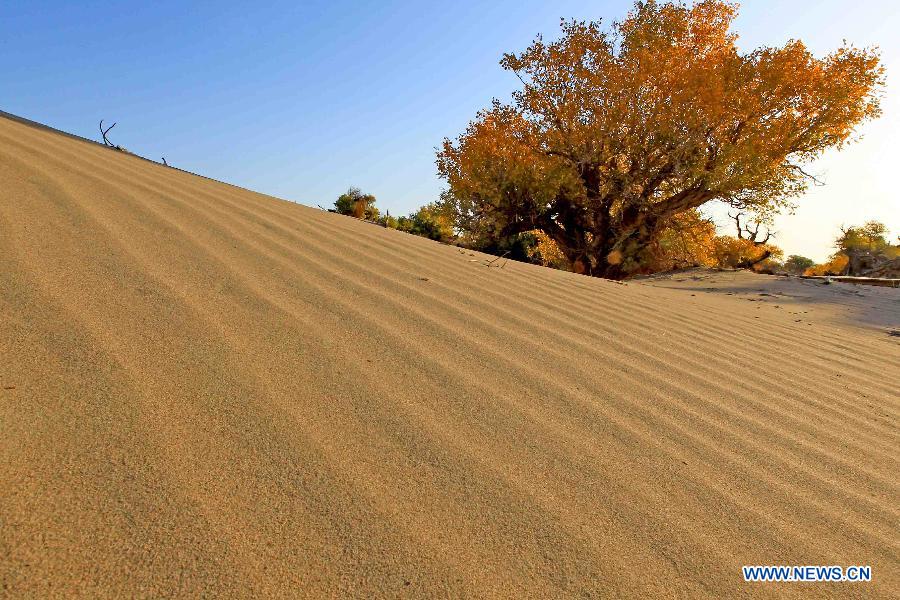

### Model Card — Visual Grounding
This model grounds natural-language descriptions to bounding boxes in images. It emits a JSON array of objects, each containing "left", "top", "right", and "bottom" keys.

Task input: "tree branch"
[
  {"left": 99, "top": 120, "right": 116, "bottom": 147},
  {"left": 787, "top": 163, "right": 825, "bottom": 186}
]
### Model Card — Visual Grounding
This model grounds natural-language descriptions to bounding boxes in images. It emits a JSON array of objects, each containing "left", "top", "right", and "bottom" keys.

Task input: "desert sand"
[{"left": 1, "top": 113, "right": 898, "bottom": 598}]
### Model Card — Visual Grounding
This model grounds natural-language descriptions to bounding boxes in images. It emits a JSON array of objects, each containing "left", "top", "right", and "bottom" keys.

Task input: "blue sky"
[{"left": 3, "top": 0, "right": 898, "bottom": 261}]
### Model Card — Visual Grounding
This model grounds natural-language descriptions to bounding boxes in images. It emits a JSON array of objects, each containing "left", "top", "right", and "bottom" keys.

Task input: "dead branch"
[
  {"left": 162, "top": 157, "right": 168, "bottom": 166},
  {"left": 99, "top": 120, "right": 117, "bottom": 147},
  {"left": 728, "top": 211, "right": 773, "bottom": 245},
  {"left": 486, "top": 251, "right": 511, "bottom": 266},
  {"left": 787, "top": 163, "right": 825, "bottom": 186},
  {"left": 729, "top": 211, "right": 745, "bottom": 239},
  {"left": 735, "top": 247, "right": 773, "bottom": 269},
  {"left": 728, "top": 211, "right": 776, "bottom": 269}
]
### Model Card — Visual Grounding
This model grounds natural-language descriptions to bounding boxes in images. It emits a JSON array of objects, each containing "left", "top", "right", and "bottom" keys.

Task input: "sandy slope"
[
  {"left": 639, "top": 269, "right": 900, "bottom": 332},
  {"left": 0, "top": 113, "right": 897, "bottom": 598}
]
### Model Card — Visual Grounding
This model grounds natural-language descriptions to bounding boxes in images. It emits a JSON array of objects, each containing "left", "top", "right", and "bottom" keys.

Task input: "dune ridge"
[{"left": 1, "top": 113, "right": 897, "bottom": 598}]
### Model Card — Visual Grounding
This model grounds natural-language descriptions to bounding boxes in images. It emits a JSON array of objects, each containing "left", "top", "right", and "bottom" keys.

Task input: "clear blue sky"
[{"left": 3, "top": 0, "right": 898, "bottom": 261}]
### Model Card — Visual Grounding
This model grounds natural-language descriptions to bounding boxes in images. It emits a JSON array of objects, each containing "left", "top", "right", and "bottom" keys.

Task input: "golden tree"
[{"left": 437, "top": 0, "right": 883, "bottom": 278}]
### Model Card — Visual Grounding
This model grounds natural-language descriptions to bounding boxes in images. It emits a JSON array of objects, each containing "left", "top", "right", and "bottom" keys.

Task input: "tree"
[
  {"left": 783, "top": 255, "right": 815, "bottom": 275},
  {"left": 836, "top": 220, "right": 892, "bottom": 255},
  {"left": 335, "top": 187, "right": 379, "bottom": 220},
  {"left": 437, "top": 0, "right": 883, "bottom": 279},
  {"left": 396, "top": 202, "right": 456, "bottom": 242},
  {"left": 727, "top": 212, "right": 777, "bottom": 269},
  {"left": 833, "top": 220, "right": 898, "bottom": 275},
  {"left": 805, "top": 220, "right": 897, "bottom": 275},
  {"left": 710, "top": 234, "right": 782, "bottom": 271}
]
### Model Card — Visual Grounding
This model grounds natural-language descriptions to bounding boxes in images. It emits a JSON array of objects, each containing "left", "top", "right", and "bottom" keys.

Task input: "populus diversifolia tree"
[{"left": 437, "top": 0, "right": 884, "bottom": 278}]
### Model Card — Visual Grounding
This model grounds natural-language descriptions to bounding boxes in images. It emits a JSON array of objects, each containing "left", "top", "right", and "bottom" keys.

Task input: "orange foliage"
[
  {"left": 805, "top": 254, "right": 850, "bottom": 276},
  {"left": 526, "top": 229, "right": 571, "bottom": 270},
  {"left": 711, "top": 236, "right": 782, "bottom": 270},
  {"left": 437, "top": 1, "right": 883, "bottom": 278},
  {"left": 645, "top": 210, "right": 782, "bottom": 273},
  {"left": 647, "top": 210, "right": 718, "bottom": 271}
]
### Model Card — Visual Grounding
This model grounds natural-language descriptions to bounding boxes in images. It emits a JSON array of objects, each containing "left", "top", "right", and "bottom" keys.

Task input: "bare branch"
[
  {"left": 729, "top": 211, "right": 773, "bottom": 244},
  {"left": 728, "top": 211, "right": 746, "bottom": 239},
  {"left": 788, "top": 163, "right": 825, "bottom": 186},
  {"left": 486, "top": 251, "right": 511, "bottom": 266},
  {"left": 747, "top": 220, "right": 761, "bottom": 240},
  {"left": 99, "top": 120, "right": 117, "bottom": 147}
]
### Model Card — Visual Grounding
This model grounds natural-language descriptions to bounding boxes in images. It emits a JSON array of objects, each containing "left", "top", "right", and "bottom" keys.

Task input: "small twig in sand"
[
  {"left": 486, "top": 251, "right": 510, "bottom": 267},
  {"left": 162, "top": 157, "right": 168, "bottom": 166}
]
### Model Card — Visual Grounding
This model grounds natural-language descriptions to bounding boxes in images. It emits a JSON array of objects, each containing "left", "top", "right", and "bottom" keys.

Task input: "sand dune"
[{"left": 1, "top": 113, "right": 898, "bottom": 598}]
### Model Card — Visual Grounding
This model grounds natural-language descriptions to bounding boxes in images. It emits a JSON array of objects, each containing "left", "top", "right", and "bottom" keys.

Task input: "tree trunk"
[
  {"left": 594, "top": 211, "right": 663, "bottom": 279},
  {"left": 735, "top": 248, "right": 772, "bottom": 270},
  {"left": 547, "top": 188, "right": 715, "bottom": 280},
  {"left": 553, "top": 220, "right": 658, "bottom": 280}
]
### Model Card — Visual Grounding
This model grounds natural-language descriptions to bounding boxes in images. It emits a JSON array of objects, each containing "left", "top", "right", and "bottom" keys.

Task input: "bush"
[
  {"left": 805, "top": 254, "right": 849, "bottom": 276},
  {"left": 396, "top": 203, "right": 455, "bottom": 243},
  {"left": 335, "top": 187, "right": 379, "bottom": 221},
  {"left": 783, "top": 255, "right": 815, "bottom": 275}
]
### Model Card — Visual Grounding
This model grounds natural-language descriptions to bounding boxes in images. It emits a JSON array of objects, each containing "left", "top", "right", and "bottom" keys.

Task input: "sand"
[{"left": 1, "top": 113, "right": 897, "bottom": 598}]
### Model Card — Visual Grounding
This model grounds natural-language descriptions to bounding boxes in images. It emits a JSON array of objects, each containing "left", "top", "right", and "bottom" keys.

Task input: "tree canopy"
[
  {"left": 437, "top": 0, "right": 884, "bottom": 278},
  {"left": 836, "top": 221, "right": 893, "bottom": 255}
]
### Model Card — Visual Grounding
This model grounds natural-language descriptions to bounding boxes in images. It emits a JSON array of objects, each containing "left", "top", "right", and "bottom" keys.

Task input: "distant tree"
[
  {"left": 397, "top": 202, "right": 456, "bottom": 242},
  {"left": 437, "top": 0, "right": 884, "bottom": 278},
  {"left": 782, "top": 255, "right": 815, "bottom": 275},
  {"left": 335, "top": 187, "right": 379, "bottom": 220},
  {"left": 833, "top": 220, "right": 898, "bottom": 275},
  {"left": 836, "top": 221, "right": 892, "bottom": 255},
  {"left": 805, "top": 220, "right": 897, "bottom": 275}
]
